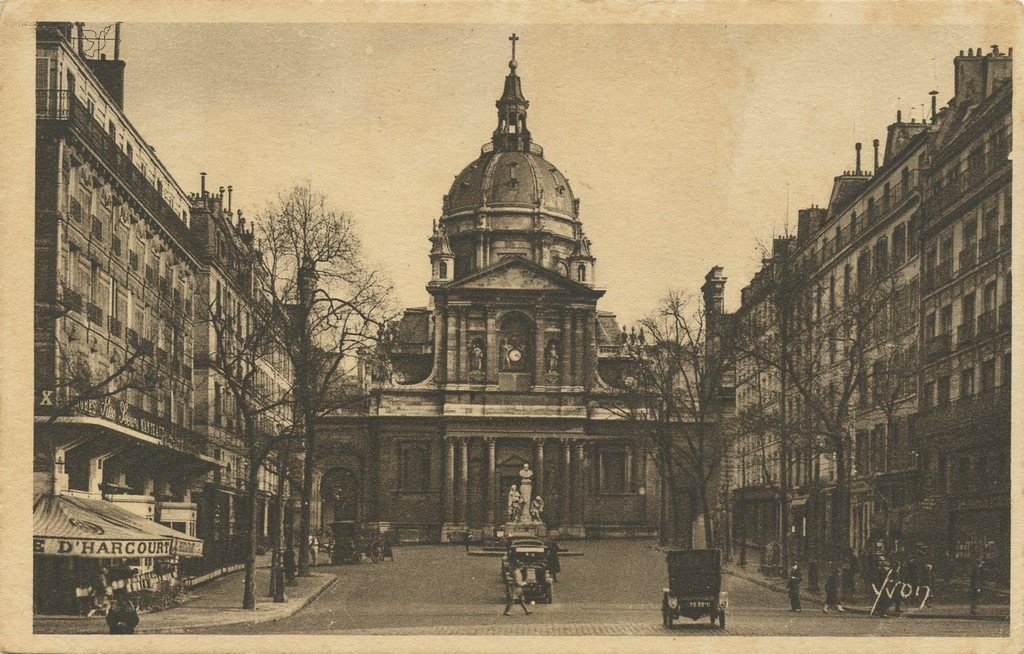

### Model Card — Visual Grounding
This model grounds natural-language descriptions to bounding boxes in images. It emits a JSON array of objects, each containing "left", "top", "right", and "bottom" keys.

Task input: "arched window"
[
  {"left": 577, "top": 265, "right": 587, "bottom": 282},
  {"left": 438, "top": 260, "right": 448, "bottom": 279}
]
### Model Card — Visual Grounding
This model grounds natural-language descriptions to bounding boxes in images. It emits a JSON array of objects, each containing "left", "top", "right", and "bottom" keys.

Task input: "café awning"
[
  {"left": 33, "top": 494, "right": 172, "bottom": 558},
  {"left": 66, "top": 495, "right": 204, "bottom": 558}
]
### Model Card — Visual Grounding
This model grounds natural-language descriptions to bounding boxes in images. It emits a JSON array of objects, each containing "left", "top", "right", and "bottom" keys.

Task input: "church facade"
[{"left": 317, "top": 41, "right": 660, "bottom": 542}]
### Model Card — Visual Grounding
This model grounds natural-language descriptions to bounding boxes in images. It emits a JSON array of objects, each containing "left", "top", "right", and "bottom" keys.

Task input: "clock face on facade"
[{"left": 508, "top": 348, "right": 522, "bottom": 362}]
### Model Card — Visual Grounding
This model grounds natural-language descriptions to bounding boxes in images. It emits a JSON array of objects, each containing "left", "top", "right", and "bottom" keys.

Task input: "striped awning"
[{"left": 33, "top": 494, "right": 172, "bottom": 558}]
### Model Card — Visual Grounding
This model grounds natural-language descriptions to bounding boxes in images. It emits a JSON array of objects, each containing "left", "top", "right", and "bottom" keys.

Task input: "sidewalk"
[
  {"left": 34, "top": 567, "right": 336, "bottom": 634},
  {"left": 725, "top": 563, "right": 1009, "bottom": 622}
]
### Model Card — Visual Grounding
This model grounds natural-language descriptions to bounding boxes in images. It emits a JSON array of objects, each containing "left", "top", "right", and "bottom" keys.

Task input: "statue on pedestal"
[
  {"left": 507, "top": 485, "right": 522, "bottom": 523},
  {"left": 530, "top": 495, "right": 545, "bottom": 524},
  {"left": 517, "top": 463, "right": 534, "bottom": 521}
]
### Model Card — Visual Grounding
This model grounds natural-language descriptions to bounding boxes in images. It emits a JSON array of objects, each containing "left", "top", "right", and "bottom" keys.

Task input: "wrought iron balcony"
[
  {"left": 977, "top": 309, "right": 996, "bottom": 338},
  {"left": 959, "top": 245, "right": 977, "bottom": 271},
  {"left": 37, "top": 91, "right": 194, "bottom": 252},
  {"left": 956, "top": 322, "right": 975, "bottom": 348},
  {"left": 924, "top": 333, "right": 951, "bottom": 362},
  {"left": 998, "top": 302, "right": 1011, "bottom": 331},
  {"left": 61, "top": 289, "right": 83, "bottom": 313},
  {"left": 923, "top": 142, "right": 1011, "bottom": 221},
  {"left": 108, "top": 316, "right": 123, "bottom": 339},
  {"left": 979, "top": 232, "right": 998, "bottom": 260},
  {"left": 87, "top": 302, "right": 103, "bottom": 326},
  {"left": 1000, "top": 222, "right": 1011, "bottom": 248}
]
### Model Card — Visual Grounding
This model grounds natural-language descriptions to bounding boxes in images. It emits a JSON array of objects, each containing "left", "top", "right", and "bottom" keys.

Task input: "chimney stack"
[
  {"left": 897, "top": 109, "right": 902, "bottom": 123},
  {"left": 200, "top": 172, "right": 207, "bottom": 197},
  {"left": 114, "top": 22, "right": 121, "bottom": 60},
  {"left": 872, "top": 139, "right": 880, "bottom": 172},
  {"left": 929, "top": 90, "right": 938, "bottom": 121},
  {"left": 227, "top": 186, "right": 233, "bottom": 212},
  {"left": 855, "top": 142, "right": 862, "bottom": 174},
  {"left": 76, "top": 23, "right": 84, "bottom": 56}
]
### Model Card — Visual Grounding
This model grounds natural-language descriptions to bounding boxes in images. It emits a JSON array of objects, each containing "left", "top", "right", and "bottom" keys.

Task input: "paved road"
[{"left": 190, "top": 539, "right": 1008, "bottom": 636}]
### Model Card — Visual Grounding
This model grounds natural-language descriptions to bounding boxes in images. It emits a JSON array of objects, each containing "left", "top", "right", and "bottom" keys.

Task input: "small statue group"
[{"left": 506, "top": 485, "right": 545, "bottom": 524}]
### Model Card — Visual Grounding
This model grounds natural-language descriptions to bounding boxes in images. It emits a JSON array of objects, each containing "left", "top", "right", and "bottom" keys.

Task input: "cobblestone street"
[{"left": 189, "top": 540, "right": 1009, "bottom": 637}]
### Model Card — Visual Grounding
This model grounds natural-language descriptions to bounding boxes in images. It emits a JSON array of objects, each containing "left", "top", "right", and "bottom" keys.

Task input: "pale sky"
[{"left": 112, "top": 22, "right": 1014, "bottom": 324}]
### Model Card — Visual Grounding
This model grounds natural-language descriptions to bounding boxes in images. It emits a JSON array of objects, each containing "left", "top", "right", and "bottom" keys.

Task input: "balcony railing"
[
  {"left": 998, "top": 302, "right": 1011, "bottom": 331},
  {"left": 977, "top": 309, "right": 996, "bottom": 338},
  {"left": 979, "top": 232, "right": 998, "bottom": 260},
  {"left": 1000, "top": 222, "right": 1012, "bottom": 248},
  {"left": 959, "top": 245, "right": 977, "bottom": 271},
  {"left": 139, "top": 338, "right": 154, "bottom": 357},
  {"left": 924, "top": 333, "right": 951, "bottom": 361},
  {"left": 108, "top": 316, "right": 123, "bottom": 338},
  {"left": 126, "top": 327, "right": 139, "bottom": 348},
  {"left": 38, "top": 90, "right": 194, "bottom": 252},
  {"left": 61, "top": 289, "right": 83, "bottom": 313},
  {"left": 924, "top": 143, "right": 1011, "bottom": 221},
  {"left": 956, "top": 322, "right": 975, "bottom": 348},
  {"left": 87, "top": 302, "right": 103, "bottom": 326},
  {"left": 36, "top": 89, "right": 69, "bottom": 120}
]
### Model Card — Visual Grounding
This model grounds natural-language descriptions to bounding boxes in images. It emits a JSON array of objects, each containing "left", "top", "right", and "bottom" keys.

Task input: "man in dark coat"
[
  {"left": 105, "top": 589, "right": 139, "bottom": 634},
  {"left": 787, "top": 564, "right": 803, "bottom": 612},
  {"left": 822, "top": 569, "right": 844, "bottom": 613},
  {"left": 547, "top": 541, "right": 561, "bottom": 582},
  {"left": 969, "top": 561, "right": 985, "bottom": 615}
]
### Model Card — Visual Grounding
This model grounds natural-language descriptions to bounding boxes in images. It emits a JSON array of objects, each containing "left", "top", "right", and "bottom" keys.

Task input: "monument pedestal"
[
  {"left": 440, "top": 523, "right": 468, "bottom": 543},
  {"left": 501, "top": 522, "right": 548, "bottom": 539}
]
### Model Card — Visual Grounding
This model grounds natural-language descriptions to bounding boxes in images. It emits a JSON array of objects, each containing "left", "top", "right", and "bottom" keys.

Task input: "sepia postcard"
[{"left": 0, "top": 1, "right": 1021, "bottom": 653}]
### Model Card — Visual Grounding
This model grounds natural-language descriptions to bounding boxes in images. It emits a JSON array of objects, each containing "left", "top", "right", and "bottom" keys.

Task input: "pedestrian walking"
[
  {"left": 822, "top": 569, "right": 844, "bottom": 613},
  {"left": 787, "top": 564, "right": 803, "bottom": 612},
  {"left": 383, "top": 533, "right": 395, "bottom": 561},
  {"left": 503, "top": 564, "right": 532, "bottom": 616},
  {"left": 871, "top": 564, "right": 892, "bottom": 617},
  {"left": 968, "top": 561, "right": 984, "bottom": 616},
  {"left": 309, "top": 534, "right": 319, "bottom": 566},
  {"left": 548, "top": 540, "right": 561, "bottom": 583},
  {"left": 105, "top": 589, "right": 139, "bottom": 635},
  {"left": 464, "top": 530, "right": 472, "bottom": 552}
]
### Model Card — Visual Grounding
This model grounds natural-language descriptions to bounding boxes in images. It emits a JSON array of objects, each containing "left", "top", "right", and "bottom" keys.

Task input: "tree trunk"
[
  {"left": 832, "top": 440, "right": 851, "bottom": 561},
  {"left": 270, "top": 447, "right": 288, "bottom": 602},
  {"left": 297, "top": 417, "right": 315, "bottom": 577},
  {"left": 700, "top": 486, "right": 714, "bottom": 550},
  {"left": 242, "top": 466, "right": 261, "bottom": 610}
]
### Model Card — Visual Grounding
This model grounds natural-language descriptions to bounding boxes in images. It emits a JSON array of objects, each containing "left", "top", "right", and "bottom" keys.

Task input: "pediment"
[{"left": 443, "top": 257, "right": 598, "bottom": 296}]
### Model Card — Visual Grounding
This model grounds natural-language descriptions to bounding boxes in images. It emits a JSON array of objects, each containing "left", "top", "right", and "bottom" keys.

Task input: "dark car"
[
  {"left": 662, "top": 549, "right": 727, "bottom": 629},
  {"left": 502, "top": 538, "right": 554, "bottom": 604}
]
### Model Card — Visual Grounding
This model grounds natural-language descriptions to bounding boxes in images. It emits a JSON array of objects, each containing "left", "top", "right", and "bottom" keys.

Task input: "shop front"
[{"left": 33, "top": 493, "right": 203, "bottom": 615}]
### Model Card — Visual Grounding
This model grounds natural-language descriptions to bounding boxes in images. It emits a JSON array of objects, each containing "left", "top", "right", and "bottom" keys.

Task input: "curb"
[
  {"left": 725, "top": 568, "right": 1009, "bottom": 622},
  {"left": 141, "top": 573, "right": 338, "bottom": 634}
]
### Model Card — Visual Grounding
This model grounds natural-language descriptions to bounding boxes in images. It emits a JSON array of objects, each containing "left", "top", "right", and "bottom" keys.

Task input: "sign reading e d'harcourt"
[{"left": 33, "top": 536, "right": 172, "bottom": 558}]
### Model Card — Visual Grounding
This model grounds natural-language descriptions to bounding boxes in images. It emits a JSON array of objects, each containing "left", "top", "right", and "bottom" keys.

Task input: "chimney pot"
[
  {"left": 855, "top": 142, "right": 862, "bottom": 174},
  {"left": 200, "top": 172, "right": 207, "bottom": 196},
  {"left": 897, "top": 109, "right": 902, "bottom": 123},
  {"left": 968, "top": 48, "right": 973, "bottom": 56},
  {"left": 992, "top": 44, "right": 999, "bottom": 55},
  {"left": 872, "top": 139, "right": 880, "bottom": 172}
]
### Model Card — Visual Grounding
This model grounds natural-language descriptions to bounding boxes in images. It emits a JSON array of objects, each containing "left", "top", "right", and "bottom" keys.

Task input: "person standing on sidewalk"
[
  {"left": 503, "top": 564, "right": 532, "bottom": 616},
  {"left": 969, "top": 560, "right": 985, "bottom": 616},
  {"left": 105, "top": 589, "right": 139, "bottom": 635},
  {"left": 822, "top": 569, "right": 845, "bottom": 613},
  {"left": 787, "top": 564, "right": 803, "bottom": 612}
]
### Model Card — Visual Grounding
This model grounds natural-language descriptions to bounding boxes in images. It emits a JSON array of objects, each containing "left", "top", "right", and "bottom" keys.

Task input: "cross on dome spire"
[{"left": 493, "top": 34, "right": 531, "bottom": 151}]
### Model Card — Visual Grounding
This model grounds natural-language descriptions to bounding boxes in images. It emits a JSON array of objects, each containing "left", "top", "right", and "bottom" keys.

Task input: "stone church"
[{"left": 317, "top": 40, "right": 661, "bottom": 542}]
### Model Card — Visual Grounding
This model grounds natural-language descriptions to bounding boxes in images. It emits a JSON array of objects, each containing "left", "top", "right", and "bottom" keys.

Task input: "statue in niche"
[
  {"left": 545, "top": 339, "right": 560, "bottom": 373},
  {"left": 469, "top": 338, "right": 485, "bottom": 372}
]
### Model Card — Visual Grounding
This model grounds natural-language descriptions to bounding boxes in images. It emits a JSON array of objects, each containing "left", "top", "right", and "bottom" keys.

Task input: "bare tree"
[
  {"left": 733, "top": 245, "right": 909, "bottom": 563},
  {"left": 256, "top": 183, "right": 394, "bottom": 577},
  {"left": 35, "top": 282, "right": 165, "bottom": 491},
  {"left": 204, "top": 285, "right": 295, "bottom": 609},
  {"left": 604, "top": 291, "right": 735, "bottom": 548}
]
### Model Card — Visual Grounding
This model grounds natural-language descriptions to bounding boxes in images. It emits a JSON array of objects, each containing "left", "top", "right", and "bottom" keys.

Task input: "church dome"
[
  {"left": 444, "top": 147, "right": 577, "bottom": 218},
  {"left": 441, "top": 37, "right": 578, "bottom": 220}
]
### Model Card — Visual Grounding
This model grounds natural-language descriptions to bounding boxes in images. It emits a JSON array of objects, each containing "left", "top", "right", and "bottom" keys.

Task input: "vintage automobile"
[
  {"left": 328, "top": 521, "right": 387, "bottom": 564},
  {"left": 501, "top": 538, "right": 554, "bottom": 604},
  {"left": 661, "top": 549, "right": 727, "bottom": 629}
]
